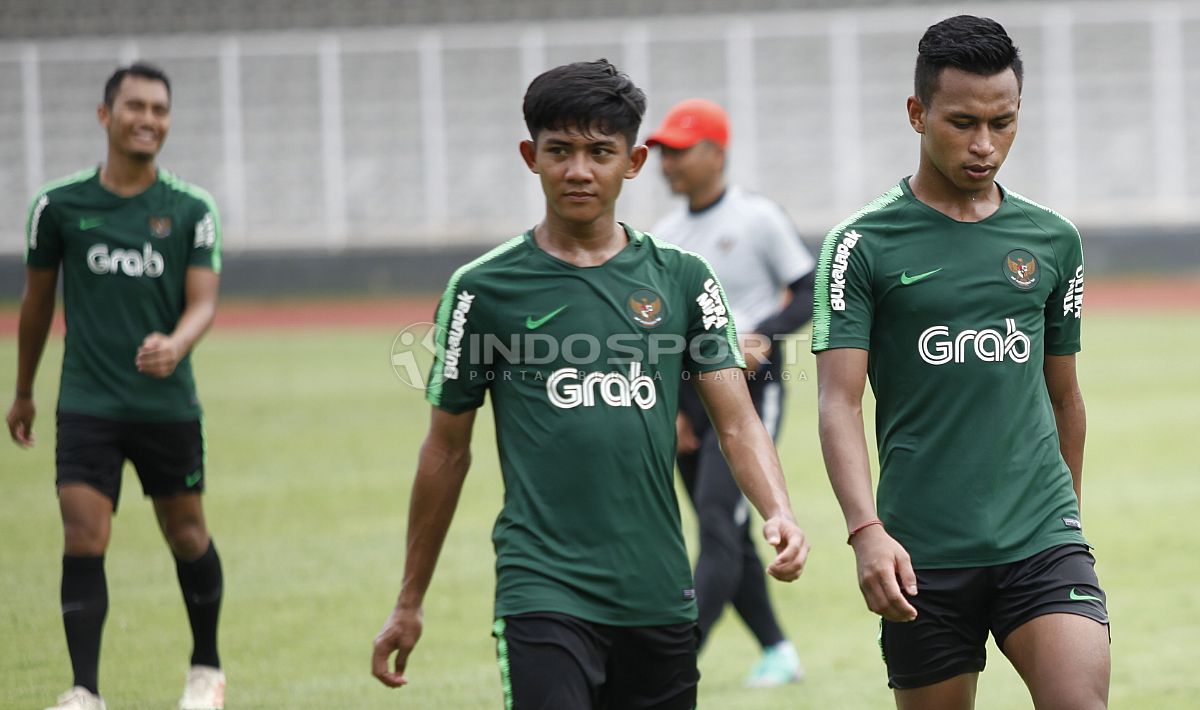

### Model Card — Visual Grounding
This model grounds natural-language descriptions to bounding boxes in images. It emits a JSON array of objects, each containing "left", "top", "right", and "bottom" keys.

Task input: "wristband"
[{"left": 846, "top": 518, "right": 883, "bottom": 545}]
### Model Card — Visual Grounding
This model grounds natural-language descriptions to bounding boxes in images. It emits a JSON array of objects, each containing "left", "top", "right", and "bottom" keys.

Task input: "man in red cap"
[{"left": 648, "top": 98, "right": 816, "bottom": 688}]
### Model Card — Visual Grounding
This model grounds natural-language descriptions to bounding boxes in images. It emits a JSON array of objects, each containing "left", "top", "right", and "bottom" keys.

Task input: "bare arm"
[
  {"left": 6, "top": 267, "right": 58, "bottom": 447},
  {"left": 135, "top": 266, "right": 220, "bottom": 378},
  {"left": 816, "top": 348, "right": 917, "bottom": 621},
  {"left": 1044, "top": 354, "right": 1086, "bottom": 510},
  {"left": 694, "top": 367, "right": 809, "bottom": 581},
  {"left": 372, "top": 406, "right": 477, "bottom": 688}
]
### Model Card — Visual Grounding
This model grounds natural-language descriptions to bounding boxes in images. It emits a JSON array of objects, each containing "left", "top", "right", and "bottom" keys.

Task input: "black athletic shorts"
[
  {"left": 56, "top": 411, "right": 206, "bottom": 510},
  {"left": 493, "top": 612, "right": 699, "bottom": 710},
  {"left": 880, "top": 543, "right": 1109, "bottom": 690}
]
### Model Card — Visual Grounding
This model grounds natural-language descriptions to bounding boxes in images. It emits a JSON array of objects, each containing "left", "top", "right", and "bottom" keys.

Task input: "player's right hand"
[
  {"left": 6, "top": 397, "right": 36, "bottom": 447},
  {"left": 850, "top": 525, "right": 918, "bottom": 622},
  {"left": 371, "top": 605, "right": 423, "bottom": 688},
  {"left": 763, "top": 516, "right": 810, "bottom": 582},
  {"left": 135, "top": 331, "right": 183, "bottom": 378}
]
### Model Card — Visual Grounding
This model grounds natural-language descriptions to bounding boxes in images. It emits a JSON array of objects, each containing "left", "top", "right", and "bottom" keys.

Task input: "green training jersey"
[
  {"left": 812, "top": 178, "right": 1087, "bottom": 569},
  {"left": 428, "top": 225, "right": 744, "bottom": 626},
  {"left": 24, "top": 167, "right": 221, "bottom": 422}
]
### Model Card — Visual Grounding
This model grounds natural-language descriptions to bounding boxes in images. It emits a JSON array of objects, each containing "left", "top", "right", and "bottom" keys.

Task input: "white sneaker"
[
  {"left": 44, "top": 686, "right": 106, "bottom": 710},
  {"left": 179, "top": 665, "right": 225, "bottom": 710},
  {"left": 745, "top": 640, "right": 806, "bottom": 688}
]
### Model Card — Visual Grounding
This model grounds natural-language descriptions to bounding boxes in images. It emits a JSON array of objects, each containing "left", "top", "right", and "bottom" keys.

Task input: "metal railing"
[{"left": 1, "top": 0, "right": 1195, "bottom": 255}]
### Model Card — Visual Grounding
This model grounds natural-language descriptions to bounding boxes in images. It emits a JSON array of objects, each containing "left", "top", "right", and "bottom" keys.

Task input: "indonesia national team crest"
[
  {"left": 628, "top": 289, "right": 665, "bottom": 328},
  {"left": 149, "top": 216, "right": 173, "bottom": 238},
  {"left": 1003, "top": 249, "right": 1039, "bottom": 290}
]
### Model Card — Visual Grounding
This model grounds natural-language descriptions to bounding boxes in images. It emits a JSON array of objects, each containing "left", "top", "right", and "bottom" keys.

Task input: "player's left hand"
[
  {"left": 372, "top": 605, "right": 424, "bottom": 688},
  {"left": 762, "top": 517, "right": 810, "bottom": 582},
  {"left": 136, "top": 331, "right": 182, "bottom": 378}
]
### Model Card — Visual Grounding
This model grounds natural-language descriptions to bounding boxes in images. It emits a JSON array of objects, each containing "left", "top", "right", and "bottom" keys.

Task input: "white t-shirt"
[{"left": 652, "top": 185, "right": 814, "bottom": 331}]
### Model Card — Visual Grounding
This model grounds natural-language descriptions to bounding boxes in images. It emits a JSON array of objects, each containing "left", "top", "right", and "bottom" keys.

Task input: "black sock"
[
  {"left": 62, "top": 555, "right": 107, "bottom": 695},
  {"left": 175, "top": 540, "right": 223, "bottom": 668}
]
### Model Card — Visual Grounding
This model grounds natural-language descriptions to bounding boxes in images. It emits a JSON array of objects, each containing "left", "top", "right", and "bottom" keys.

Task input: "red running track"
[{"left": 1, "top": 277, "right": 1198, "bottom": 336}]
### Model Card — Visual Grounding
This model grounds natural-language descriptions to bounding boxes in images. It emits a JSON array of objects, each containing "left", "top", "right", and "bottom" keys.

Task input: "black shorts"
[
  {"left": 881, "top": 543, "right": 1109, "bottom": 690},
  {"left": 493, "top": 612, "right": 699, "bottom": 710},
  {"left": 56, "top": 411, "right": 206, "bottom": 510}
]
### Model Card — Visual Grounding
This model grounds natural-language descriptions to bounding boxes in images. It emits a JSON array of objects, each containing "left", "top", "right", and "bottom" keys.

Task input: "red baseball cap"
[{"left": 646, "top": 98, "right": 729, "bottom": 149}]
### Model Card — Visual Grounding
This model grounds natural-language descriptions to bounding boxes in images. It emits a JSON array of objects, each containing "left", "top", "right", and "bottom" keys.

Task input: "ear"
[
  {"left": 624, "top": 144, "right": 649, "bottom": 179},
  {"left": 97, "top": 103, "right": 110, "bottom": 130},
  {"left": 906, "top": 95, "right": 926, "bottom": 134},
  {"left": 519, "top": 139, "right": 538, "bottom": 173}
]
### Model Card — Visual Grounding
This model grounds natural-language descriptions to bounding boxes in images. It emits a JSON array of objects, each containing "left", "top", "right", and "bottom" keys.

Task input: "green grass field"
[{"left": 2, "top": 309, "right": 1198, "bottom": 709}]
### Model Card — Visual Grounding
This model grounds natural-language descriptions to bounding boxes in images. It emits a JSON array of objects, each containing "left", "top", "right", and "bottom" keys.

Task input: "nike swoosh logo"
[
  {"left": 185, "top": 470, "right": 202, "bottom": 488},
  {"left": 1069, "top": 588, "right": 1102, "bottom": 602},
  {"left": 900, "top": 268, "right": 942, "bottom": 285},
  {"left": 79, "top": 217, "right": 104, "bottom": 231},
  {"left": 526, "top": 305, "right": 568, "bottom": 330}
]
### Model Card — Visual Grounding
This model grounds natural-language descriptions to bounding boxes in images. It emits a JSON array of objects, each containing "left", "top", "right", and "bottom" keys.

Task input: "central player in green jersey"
[
  {"left": 814, "top": 16, "right": 1109, "bottom": 710},
  {"left": 372, "top": 59, "right": 811, "bottom": 709}
]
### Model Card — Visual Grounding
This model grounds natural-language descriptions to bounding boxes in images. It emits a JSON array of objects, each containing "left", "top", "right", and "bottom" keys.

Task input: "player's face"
[
  {"left": 658, "top": 142, "right": 724, "bottom": 197},
  {"left": 520, "top": 126, "right": 648, "bottom": 227},
  {"left": 909, "top": 66, "right": 1020, "bottom": 195},
  {"left": 99, "top": 75, "right": 171, "bottom": 161}
]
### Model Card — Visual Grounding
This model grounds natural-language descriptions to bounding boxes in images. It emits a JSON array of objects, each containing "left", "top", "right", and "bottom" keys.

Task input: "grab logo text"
[
  {"left": 87, "top": 243, "right": 164, "bottom": 278},
  {"left": 918, "top": 318, "right": 1030, "bottom": 365},
  {"left": 547, "top": 362, "right": 657, "bottom": 409}
]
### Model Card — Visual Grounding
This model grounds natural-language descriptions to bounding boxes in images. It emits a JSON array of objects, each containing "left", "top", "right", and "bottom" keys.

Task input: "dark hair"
[
  {"left": 914, "top": 15, "right": 1023, "bottom": 105},
  {"left": 104, "top": 62, "right": 171, "bottom": 107},
  {"left": 522, "top": 59, "right": 646, "bottom": 148}
]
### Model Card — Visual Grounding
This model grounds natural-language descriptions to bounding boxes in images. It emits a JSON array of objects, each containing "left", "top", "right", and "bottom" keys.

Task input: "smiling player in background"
[{"left": 8, "top": 63, "right": 225, "bottom": 710}]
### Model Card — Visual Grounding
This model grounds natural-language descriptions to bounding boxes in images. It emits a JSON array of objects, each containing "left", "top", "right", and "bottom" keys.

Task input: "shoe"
[
  {"left": 44, "top": 687, "right": 106, "bottom": 710},
  {"left": 179, "top": 665, "right": 225, "bottom": 710},
  {"left": 745, "top": 640, "right": 805, "bottom": 688}
]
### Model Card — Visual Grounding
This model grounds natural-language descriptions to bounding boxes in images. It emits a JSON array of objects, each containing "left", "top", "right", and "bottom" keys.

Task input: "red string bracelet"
[{"left": 846, "top": 518, "right": 883, "bottom": 545}]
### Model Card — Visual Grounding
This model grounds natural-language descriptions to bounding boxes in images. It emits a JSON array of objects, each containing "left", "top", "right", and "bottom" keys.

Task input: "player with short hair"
[
  {"left": 648, "top": 98, "right": 814, "bottom": 687},
  {"left": 814, "top": 15, "right": 1108, "bottom": 710},
  {"left": 7, "top": 62, "right": 226, "bottom": 710},
  {"left": 371, "top": 59, "right": 810, "bottom": 709}
]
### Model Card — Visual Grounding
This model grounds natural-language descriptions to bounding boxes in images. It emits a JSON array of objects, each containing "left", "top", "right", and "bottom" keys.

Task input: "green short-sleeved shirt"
[
  {"left": 812, "top": 178, "right": 1087, "bottom": 568},
  {"left": 24, "top": 168, "right": 221, "bottom": 421},
  {"left": 428, "top": 225, "right": 744, "bottom": 625}
]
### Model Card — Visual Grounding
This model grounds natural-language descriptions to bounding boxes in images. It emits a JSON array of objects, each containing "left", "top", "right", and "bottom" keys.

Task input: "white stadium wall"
[{"left": 1, "top": 0, "right": 1198, "bottom": 259}]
